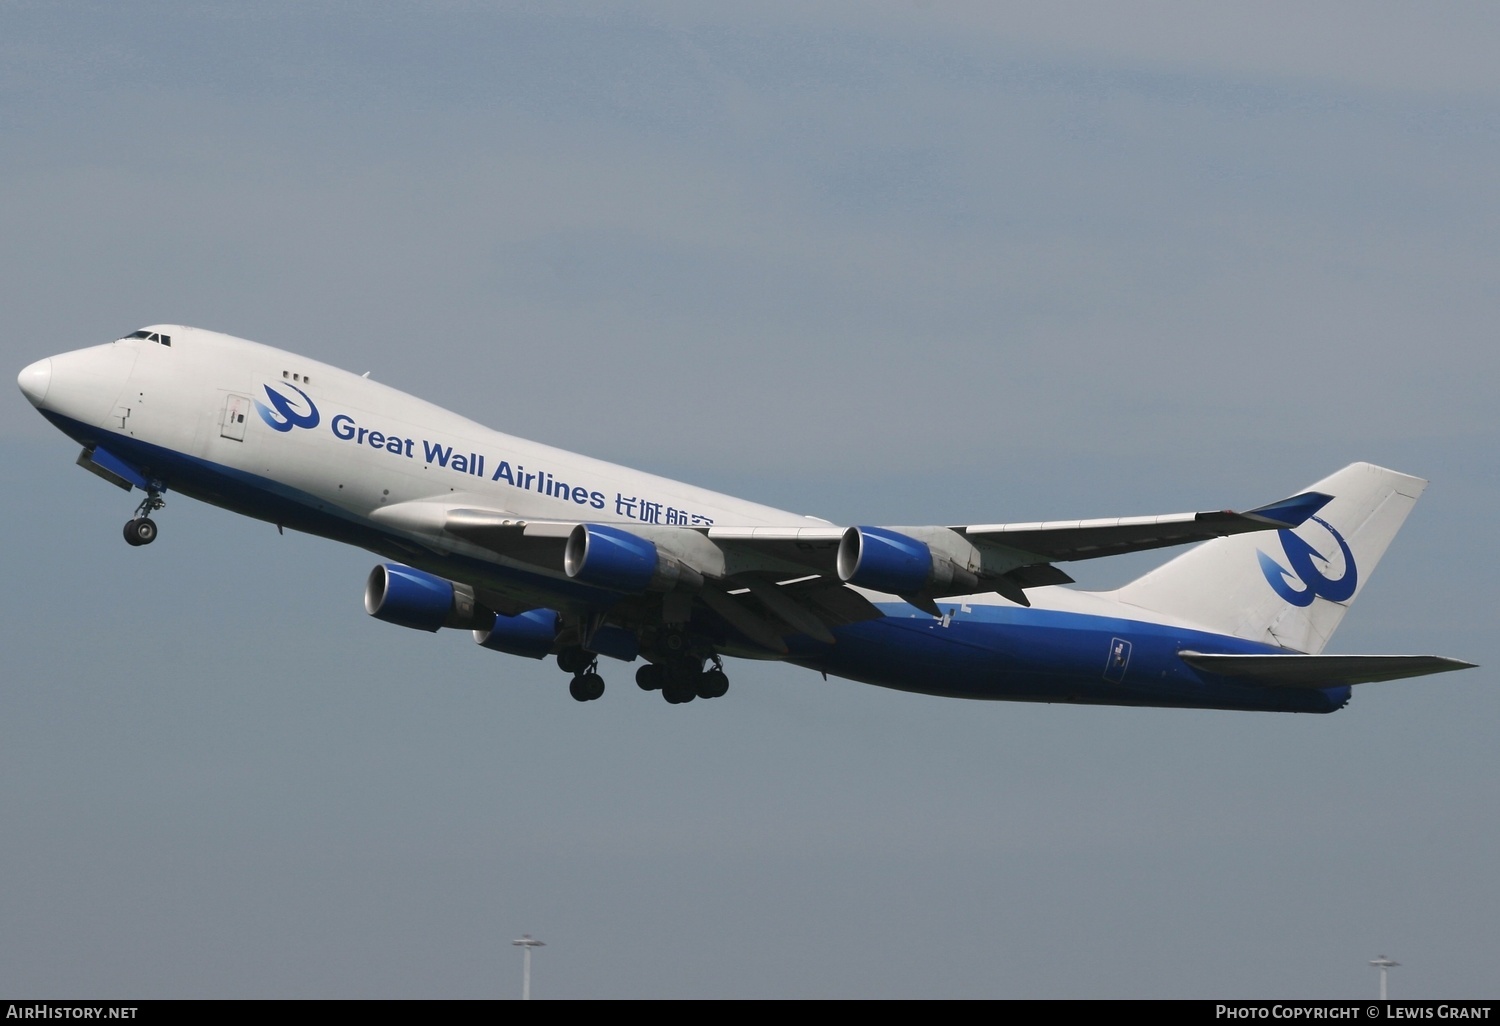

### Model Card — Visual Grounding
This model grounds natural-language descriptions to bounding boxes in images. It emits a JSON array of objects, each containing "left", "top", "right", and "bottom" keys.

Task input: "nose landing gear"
[{"left": 122, "top": 490, "right": 165, "bottom": 547}]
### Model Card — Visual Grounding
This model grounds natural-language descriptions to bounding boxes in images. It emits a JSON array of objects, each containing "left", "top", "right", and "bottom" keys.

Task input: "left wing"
[{"left": 954, "top": 489, "right": 1331, "bottom": 564}]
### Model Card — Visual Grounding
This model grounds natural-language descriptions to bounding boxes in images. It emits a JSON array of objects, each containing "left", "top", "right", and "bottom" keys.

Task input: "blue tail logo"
[
  {"left": 1257, "top": 515, "right": 1358, "bottom": 607},
  {"left": 254, "top": 384, "right": 319, "bottom": 433}
]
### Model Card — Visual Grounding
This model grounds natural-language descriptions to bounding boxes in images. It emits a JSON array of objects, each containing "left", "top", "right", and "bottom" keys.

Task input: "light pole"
[
  {"left": 513, "top": 934, "right": 545, "bottom": 1000},
  {"left": 1369, "top": 955, "right": 1399, "bottom": 1000}
]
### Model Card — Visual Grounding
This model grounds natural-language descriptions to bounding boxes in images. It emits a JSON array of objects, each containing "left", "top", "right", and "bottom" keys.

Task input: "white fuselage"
[{"left": 24, "top": 324, "right": 1430, "bottom": 713}]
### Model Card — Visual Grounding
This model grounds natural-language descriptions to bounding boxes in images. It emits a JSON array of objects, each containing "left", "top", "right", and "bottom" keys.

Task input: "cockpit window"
[{"left": 121, "top": 329, "right": 171, "bottom": 346}]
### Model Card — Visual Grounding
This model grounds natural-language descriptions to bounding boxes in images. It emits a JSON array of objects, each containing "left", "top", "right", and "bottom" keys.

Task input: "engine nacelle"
[
  {"left": 364, "top": 564, "right": 487, "bottom": 632},
  {"left": 837, "top": 526, "right": 932, "bottom": 594},
  {"left": 474, "top": 608, "right": 559, "bottom": 659},
  {"left": 564, "top": 523, "right": 703, "bottom": 593},
  {"left": 836, "top": 527, "right": 979, "bottom": 597}
]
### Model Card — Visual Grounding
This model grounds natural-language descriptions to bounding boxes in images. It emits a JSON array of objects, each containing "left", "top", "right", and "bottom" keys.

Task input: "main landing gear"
[
  {"left": 557, "top": 647, "right": 606, "bottom": 703},
  {"left": 634, "top": 655, "right": 730, "bottom": 704},
  {"left": 122, "top": 490, "right": 165, "bottom": 547},
  {"left": 553, "top": 644, "right": 732, "bottom": 704}
]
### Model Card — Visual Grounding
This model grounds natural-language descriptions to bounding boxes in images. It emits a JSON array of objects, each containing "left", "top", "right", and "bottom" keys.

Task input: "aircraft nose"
[{"left": 17, "top": 358, "right": 51, "bottom": 406}]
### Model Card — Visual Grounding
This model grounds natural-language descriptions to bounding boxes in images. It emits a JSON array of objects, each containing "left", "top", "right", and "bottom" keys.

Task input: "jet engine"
[
  {"left": 836, "top": 526, "right": 978, "bottom": 597},
  {"left": 364, "top": 563, "right": 489, "bottom": 632},
  {"left": 473, "top": 608, "right": 560, "bottom": 659},
  {"left": 563, "top": 523, "right": 703, "bottom": 593}
]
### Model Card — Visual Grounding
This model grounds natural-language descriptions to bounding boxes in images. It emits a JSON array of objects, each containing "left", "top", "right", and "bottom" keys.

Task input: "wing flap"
[
  {"left": 780, "top": 577, "right": 884, "bottom": 626},
  {"left": 1179, "top": 651, "right": 1477, "bottom": 688}
]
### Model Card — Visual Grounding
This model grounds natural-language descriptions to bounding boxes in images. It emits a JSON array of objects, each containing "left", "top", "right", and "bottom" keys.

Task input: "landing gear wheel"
[
  {"left": 557, "top": 647, "right": 592, "bottom": 675},
  {"left": 697, "top": 669, "right": 729, "bottom": 699},
  {"left": 123, "top": 518, "right": 157, "bottom": 546},
  {"left": 582, "top": 672, "right": 604, "bottom": 700},
  {"left": 660, "top": 661, "right": 700, "bottom": 704},
  {"left": 569, "top": 672, "right": 604, "bottom": 702},
  {"left": 662, "top": 681, "right": 696, "bottom": 704},
  {"left": 636, "top": 664, "right": 665, "bottom": 692},
  {"left": 125, "top": 488, "right": 166, "bottom": 546}
]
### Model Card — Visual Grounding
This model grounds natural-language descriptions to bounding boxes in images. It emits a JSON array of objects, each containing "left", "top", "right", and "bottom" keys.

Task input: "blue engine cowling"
[
  {"left": 364, "top": 564, "right": 485, "bottom": 632},
  {"left": 564, "top": 523, "right": 659, "bottom": 591},
  {"left": 562, "top": 523, "right": 706, "bottom": 593},
  {"left": 836, "top": 527, "right": 935, "bottom": 595},
  {"left": 474, "top": 609, "right": 560, "bottom": 659}
]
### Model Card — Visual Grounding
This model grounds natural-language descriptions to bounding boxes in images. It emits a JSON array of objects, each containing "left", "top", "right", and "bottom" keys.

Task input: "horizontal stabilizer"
[{"left": 1179, "top": 651, "right": 1477, "bottom": 688}]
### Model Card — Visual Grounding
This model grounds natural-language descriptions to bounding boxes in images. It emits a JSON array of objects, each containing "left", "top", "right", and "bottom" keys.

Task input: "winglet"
[{"left": 1241, "top": 490, "right": 1332, "bottom": 528}]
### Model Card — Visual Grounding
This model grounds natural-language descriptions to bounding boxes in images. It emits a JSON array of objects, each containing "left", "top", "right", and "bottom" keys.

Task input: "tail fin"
[{"left": 1111, "top": 463, "right": 1427, "bottom": 653}]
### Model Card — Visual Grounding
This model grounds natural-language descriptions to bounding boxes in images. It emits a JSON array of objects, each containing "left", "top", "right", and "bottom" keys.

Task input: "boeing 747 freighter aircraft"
[{"left": 18, "top": 326, "right": 1474, "bottom": 710}]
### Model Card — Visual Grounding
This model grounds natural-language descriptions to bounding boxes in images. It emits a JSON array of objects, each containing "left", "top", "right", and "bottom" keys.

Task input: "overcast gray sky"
[{"left": 3, "top": 2, "right": 1496, "bottom": 998}]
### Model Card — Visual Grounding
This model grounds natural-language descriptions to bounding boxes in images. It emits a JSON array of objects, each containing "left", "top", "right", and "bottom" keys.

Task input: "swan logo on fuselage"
[
  {"left": 254, "top": 384, "right": 320, "bottom": 432},
  {"left": 1257, "top": 515, "right": 1358, "bottom": 607}
]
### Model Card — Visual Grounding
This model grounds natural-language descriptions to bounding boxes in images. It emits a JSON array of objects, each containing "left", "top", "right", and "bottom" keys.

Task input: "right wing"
[{"left": 367, "top": 485, "right": 1329, "bottom": 650}]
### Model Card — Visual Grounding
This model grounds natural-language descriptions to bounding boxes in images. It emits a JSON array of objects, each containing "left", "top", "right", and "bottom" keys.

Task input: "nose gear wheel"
[{"left": 122, "top": 488, "right": 166, "bottom": 546}]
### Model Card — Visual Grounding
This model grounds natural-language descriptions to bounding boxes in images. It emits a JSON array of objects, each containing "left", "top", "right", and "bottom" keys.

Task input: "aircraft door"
[
  {"left": 221, "top": 393, "right": 252, "bottom": 441},
  {"left": 1103, "top": 637, "right": 1132, "bottom": 683}
]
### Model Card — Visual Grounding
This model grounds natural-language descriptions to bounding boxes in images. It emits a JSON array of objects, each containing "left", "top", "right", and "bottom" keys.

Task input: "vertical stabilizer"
[{"left": 1110, "top": 463, "right": 1426, "bottom": 653}]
